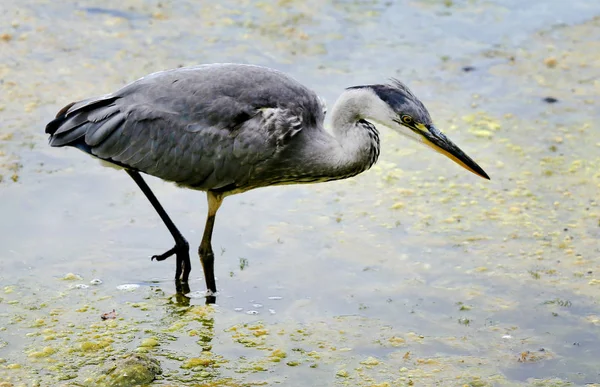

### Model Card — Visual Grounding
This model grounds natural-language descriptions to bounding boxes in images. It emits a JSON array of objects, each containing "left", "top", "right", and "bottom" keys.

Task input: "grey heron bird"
[{"left": 46, "top": 63, "right": 489, "bottom": 299}]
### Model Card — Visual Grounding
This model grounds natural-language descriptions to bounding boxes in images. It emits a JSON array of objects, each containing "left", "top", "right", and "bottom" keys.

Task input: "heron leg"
[
  {"left": 125, "top": 169, "right": 191, "bottom": 283},
  {"left": 199, "top": 191, "right": 223, "bottom": 298}
]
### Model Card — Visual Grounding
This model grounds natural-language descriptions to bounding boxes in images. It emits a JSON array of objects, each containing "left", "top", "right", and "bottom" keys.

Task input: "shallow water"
[{"left": 1, "top": 0, "right": 600, "bottom": 386}]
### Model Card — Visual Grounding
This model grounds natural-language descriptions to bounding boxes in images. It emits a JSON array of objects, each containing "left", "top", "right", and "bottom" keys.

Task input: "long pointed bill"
[{"left": 421, "top": 125, "right": 490, "bottom": 180}]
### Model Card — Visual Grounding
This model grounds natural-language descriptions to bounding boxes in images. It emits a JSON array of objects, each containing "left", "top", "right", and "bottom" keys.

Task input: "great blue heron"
[{"left": 46, "top": 63, "right": 489, "bottom": 299}]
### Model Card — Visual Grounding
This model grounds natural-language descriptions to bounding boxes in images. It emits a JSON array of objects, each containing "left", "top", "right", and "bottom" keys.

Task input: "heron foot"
[
  {"left": 151, "top": 240, "right": 191, "bottom": 283},
  {"left": 151, "top": 246, "right": 178, "bottom": 261}
]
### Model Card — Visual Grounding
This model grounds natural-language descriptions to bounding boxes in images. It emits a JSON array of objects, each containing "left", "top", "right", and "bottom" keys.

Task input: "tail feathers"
[
  {"left": 46, "top": 96, "right": 119, "bottom": 148},
  {"left": 49, "top": 127, "right": 87, "bottom": 147},
  {"left": 45, "top": 101, "right": 76, "bottom": 135}
]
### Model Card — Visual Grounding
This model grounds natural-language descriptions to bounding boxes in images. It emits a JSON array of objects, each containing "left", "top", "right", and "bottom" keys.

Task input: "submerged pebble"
[{"left": 544, "top": 57, "right": 558, "bottom": 68}]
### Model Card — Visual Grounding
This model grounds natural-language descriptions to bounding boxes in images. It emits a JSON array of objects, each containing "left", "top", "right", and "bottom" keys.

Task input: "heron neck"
[
  {"left": 254, "top": 88, "right": 382, "bottom": 185},
  {"left": 304, "top": 90, "right": 379, "bottom": 180},
  {"left": 325, "top": 88, "right": 381, "bottom": 178}
]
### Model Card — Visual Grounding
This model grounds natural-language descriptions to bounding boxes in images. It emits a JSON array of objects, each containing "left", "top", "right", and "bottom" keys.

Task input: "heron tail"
[
  {"left": 45, "top": 96, "right": 119, "bottom": 148},
  {"left": 45, "top": 102, "right": 77, "bottom": 137}
]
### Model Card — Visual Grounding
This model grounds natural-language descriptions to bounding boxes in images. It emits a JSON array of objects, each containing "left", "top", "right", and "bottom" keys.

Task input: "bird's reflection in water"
[
  {"left": 174, "top": 279, "right": 216, "bottom": 305},
  {"left": 172, "top": 280, "right": 191, "bottom": 307},
  {"left": 164, "top": 287, "right": 216, "bottom": 354}
]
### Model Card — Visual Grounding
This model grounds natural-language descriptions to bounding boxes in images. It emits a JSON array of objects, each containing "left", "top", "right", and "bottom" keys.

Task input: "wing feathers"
[
  {"left": 48, "top": 127, "right": 87, "bottom": 146},
  {"left": 52, "top": 114, "right": 87, "bottom": 136},
  {"left": 85, "top": 113, "right": 126, "bottom": 146},
  {"left": 46, "top": 64, "right": 325, "bottom": 190}
]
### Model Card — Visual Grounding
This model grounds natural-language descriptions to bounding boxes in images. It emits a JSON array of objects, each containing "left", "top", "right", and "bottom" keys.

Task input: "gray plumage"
[
  {"left": 46, "top": 63, "right": 488, "bottom": 298},
  {"left": 47, "top": 64, "right": 353, "bottom": 193}
]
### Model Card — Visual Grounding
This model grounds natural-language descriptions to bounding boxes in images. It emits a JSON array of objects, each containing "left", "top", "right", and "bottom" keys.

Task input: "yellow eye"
[{"left": 401, "top": 115, "right": 413, "bottom": 125}]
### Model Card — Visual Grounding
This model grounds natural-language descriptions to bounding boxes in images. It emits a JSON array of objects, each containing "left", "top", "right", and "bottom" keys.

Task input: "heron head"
[{"left": 358, "top": 80, "right": 490, "bottom": 180}]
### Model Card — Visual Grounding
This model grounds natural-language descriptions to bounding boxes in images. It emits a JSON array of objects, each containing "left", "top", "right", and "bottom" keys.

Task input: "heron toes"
[
  {"left": 151, "top": 240, "right": 190, "bottom": 261},
  {"left": 151, "top": 245, "right": 178, "bottom": 261},
  {"left": 150, "top": 241, "right": 192, "bottom": 283}
]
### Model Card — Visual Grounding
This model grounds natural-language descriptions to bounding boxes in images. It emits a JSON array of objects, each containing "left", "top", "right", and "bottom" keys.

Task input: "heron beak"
[{"left": 420, "top": 124, "right": 490, "bottom": 180}]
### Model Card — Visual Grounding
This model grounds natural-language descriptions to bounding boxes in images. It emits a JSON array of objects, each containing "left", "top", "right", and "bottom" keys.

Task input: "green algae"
[{"left": 139, "top": 338, "right": 159, "bottom": 348}]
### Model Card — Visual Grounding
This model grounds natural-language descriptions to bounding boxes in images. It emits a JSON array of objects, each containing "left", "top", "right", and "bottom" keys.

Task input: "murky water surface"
[{"left": 1, "top": 0, "right": 600, "bottom": 386}]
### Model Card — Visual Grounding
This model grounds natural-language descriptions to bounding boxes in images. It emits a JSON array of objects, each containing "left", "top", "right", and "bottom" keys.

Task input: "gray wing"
[{"left": 45, "top": 64, "right": 325, "bottom": 190}]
